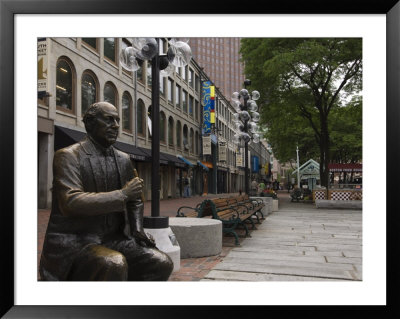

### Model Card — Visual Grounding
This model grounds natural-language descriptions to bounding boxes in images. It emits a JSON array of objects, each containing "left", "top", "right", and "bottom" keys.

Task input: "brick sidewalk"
[{"left": 37, "top": 192, "right": 251, "bottom": 281}]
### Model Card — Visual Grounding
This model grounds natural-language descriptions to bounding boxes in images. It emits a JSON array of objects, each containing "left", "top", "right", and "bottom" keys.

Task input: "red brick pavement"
[{"left": 37, "top": 192, "right": 253, "bottom": 281}]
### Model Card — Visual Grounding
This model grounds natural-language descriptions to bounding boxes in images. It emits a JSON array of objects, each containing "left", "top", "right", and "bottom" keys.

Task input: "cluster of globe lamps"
[{"left": 231, "top": 87, "right": 261, "bottom": 148}]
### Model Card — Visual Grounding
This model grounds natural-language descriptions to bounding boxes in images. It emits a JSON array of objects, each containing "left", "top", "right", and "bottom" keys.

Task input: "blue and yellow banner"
[
  {"left": 252, "top": 156, "right": 259, "bottom": 173},
  {"left": 210, "top": 85, "right": 215, "bottom": 124},
  {"left": 202, "top": 81, "right": 212, "bottom": 134}
]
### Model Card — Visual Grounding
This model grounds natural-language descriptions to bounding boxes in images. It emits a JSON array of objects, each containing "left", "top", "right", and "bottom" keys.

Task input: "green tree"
[
  {"left": 240, "top": 38, "right": 362, "bottom": 186},
  {"left": 330, "top": 97, "right": 362, "bottom": 164}
]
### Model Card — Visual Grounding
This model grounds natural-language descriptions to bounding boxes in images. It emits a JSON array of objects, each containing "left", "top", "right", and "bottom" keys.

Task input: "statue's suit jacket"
[{"left": 40, "top": 137, "right": 141, "bottom": 281}]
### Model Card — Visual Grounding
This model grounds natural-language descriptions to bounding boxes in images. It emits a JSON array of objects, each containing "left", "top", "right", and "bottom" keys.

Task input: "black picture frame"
[{"left": 1, "top": 0, "right": 399, "bottom": 317}]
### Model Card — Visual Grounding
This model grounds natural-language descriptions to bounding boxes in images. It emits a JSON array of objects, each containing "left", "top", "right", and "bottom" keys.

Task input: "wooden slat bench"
[
  {"left": 176, "top": 197, "right": 256, "bottom": 245},
  {"left": 235, "top": 194, "right": 265, "bottom": 221}
]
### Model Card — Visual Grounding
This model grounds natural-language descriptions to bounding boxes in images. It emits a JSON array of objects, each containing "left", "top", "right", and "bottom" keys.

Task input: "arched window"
[
  {"left": 190, "top": 128, "right": 194, "bottom": 153},
  {"left": 104, "top": 82, "right": 117, "bottom": 107},
  {"left": 168, "top": 117, "right": 174, "bottom": 146},
  {"left": 137, "top": 99, "right": 145, "bottom": 136},
  {"left": 183, "top": 125, "right": 189, "bottom": 151},
  {"left": 160, "top": 111, "right": 166, "bottom": 143},
  {"left": 176, "top": 121, "right": 182, "bottom": 149},
  {"left": 195, "top": 131, "right": 199, "bottom": 155},
  {"left": 81, "top": 71, "right": 97, "bottom": 116},
  {"left": 56, "top": 57, "right": 75, "bottom": 113},
  {"left": 122, "top": 91, "right": 132, "bottom": 133}
]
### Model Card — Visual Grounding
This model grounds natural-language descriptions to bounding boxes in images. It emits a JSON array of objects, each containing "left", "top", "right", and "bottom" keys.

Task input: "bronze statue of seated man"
[{"left": 40, "top": 102, "right": 173, "bottom": 281}]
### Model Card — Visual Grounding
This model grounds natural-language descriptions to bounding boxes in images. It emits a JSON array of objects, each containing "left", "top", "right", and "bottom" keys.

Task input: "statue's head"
[{"left": 83, "top": 102, "right": 120, "bottom": 148}]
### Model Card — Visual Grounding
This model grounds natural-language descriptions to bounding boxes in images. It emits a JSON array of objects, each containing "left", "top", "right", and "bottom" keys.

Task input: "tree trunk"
[{"left": 319, "top": 113, "right": 330, "bottom": 187}]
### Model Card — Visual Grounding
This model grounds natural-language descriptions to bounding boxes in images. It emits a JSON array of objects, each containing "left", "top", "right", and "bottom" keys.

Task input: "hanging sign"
[
  {"left": 219, "top": 141, "right": 227, "bottom": 162},
  {"left": 236, "top": 151, "right": 243, "bottom": 167},
  {"left": 37, "top": 38, "right": 48, "bottom": 94},
  {"left": 203, "top": 136, "right": 211, "bottom": 155}
]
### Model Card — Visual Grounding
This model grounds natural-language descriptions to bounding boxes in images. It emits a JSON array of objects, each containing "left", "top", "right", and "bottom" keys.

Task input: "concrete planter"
[
  {"left": 272, "top": 199, "right": 279, "bottom": 212},
  {"left": 169, "top": 218, "right": 222, "bottom": 259},
  {"left": 250, "top": 196, "right": 273, "bottom": 215}
]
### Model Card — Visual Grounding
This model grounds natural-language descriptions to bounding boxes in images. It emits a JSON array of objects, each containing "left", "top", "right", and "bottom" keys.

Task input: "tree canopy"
[{"left": 240, "top": 38, "right": 362, "bottom": 186}]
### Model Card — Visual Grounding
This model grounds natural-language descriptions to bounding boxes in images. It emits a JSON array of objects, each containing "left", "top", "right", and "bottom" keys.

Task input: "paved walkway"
[
  {"left": 38, "top": 191, "right": 362, "bottom": 281},
  {"left": 203, "top": 192, "right": 362, "bottom": 281}
]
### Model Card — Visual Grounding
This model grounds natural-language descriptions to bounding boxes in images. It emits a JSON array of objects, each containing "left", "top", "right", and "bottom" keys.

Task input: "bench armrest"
[{"left": 176, "top": 206, "right": 199, "bottom": 217}]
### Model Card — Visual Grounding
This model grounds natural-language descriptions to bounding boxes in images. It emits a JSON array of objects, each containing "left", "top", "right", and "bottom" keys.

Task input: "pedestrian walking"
[
  {"left": 183, "top": 173, "right": 190, "bottom": 197},
  {"left": 258, "top": 180, "right": 266, "bottom": 195},
  {"left": 251, "top": 178, "right": 258, "bottom": 196}
]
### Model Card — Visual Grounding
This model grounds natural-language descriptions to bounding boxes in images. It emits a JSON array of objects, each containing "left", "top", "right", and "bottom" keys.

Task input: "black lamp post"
[
  {"left": 232, "top": 79, "right": 261, "bottom": 195},
  {"left": 120, "top": 38, "right": 192, "bottom": 227}
]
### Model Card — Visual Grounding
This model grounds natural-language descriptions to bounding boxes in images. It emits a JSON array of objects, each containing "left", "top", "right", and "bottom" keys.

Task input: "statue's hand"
[
  {"left": 121, "top": 177, "right": 144, "bottom": 201},
  {"left": 132, "top": 231, "right": 156, "bottom": 248}
]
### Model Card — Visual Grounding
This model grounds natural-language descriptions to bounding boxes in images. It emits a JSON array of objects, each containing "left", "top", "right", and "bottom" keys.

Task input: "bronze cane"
[
  {"left": 131, "top": 169, "right": 156, "bottom": 247},
  {"left": 122, "top": 169, "right": 143, "bottom": 239},
  {"left": 133, "top": 168, "right": 146, "bottom": 202}
]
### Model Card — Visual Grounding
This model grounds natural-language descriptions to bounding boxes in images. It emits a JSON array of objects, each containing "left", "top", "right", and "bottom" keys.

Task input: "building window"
[
  {"left": 122, "top": 92, "right": 132, "bottom": 133},
  {"left": 121, "top": 38, "right": 132, "bottom": 76},
  {"left": 168, "top": 117, "right": 174, "bottom": 146},
  {"left": 196, "top": 76, "right": 201, "bottom": 92},
  {"left": 137, "top": 99, "right": 145, "bottom": 136},
  {"left": 160, "top": 77, "right": 165, "bottom": 96},
  {"left": 190, "top": 128, "right": 194, "bottom": 153},
  {"left": 195, "top": 100, "right": 199, "bottom": 121},
  {"left": 195, "top": 131, "right": 199, "bottom": 155},
  {"left": 189, "top": 69, "right": 194, "bottom": 88},
  {"left": 82, "top": 38, "right": 97, "bottom": 51},
  {"left": 104, "top": 82, "right": 117, "bottom": 107},
  {"left": 175, "top": 85, "right": 181, "bottom": 109},
  {"left": 183, "top": 125, "right": 189, "bottom": 151},
  {"left": 137, "top": 62, "right": 144, "bottom": 83},
  {"left": 104, "top": 38, "right": 116, "bottom": 63},
  {"left": 160, "top": 111, "right": 166, "bottom": 143},
  {"left": 182, "top": 90, "right": 187, "bottom": 113},
  {"left": 182, "top": 66, "right": 187, "bottom": 81},
  {"left": 189, "top": 96, "right": 193, "bottom": 117},
  {"left": 81, "top": 71, "right": 97, "bottom": 116},
  {"left": 176, "top": 121, "right": 182, "bottom": 149},
  {"left": 159, "top": 38, "right": 167, "bottom": 54},
  {"left": 56, "top": 57, "right": 75, "bottom": 113},
  {"left": 168, "top": 78, "right": 173, "bottom": 103}
]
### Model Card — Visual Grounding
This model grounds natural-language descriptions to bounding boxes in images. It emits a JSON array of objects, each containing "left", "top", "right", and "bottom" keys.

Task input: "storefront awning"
[
  {"left": 177, "top": 155, "right": 194, "bottom": 167},
  {"left": 197, "top": 160, "right": 209, "bottom": 171},
  {"left": 162, "top": 153, "right": 185, "bottom": 167},
  {"left": 55, "top": 126, "right": 147, "bottom": 161},
  {"left": 201, "top": 161, "right": 213, "bottom": 169},
  {"left": 113, "top": 142, "right": 147, "bottom": 161}
]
